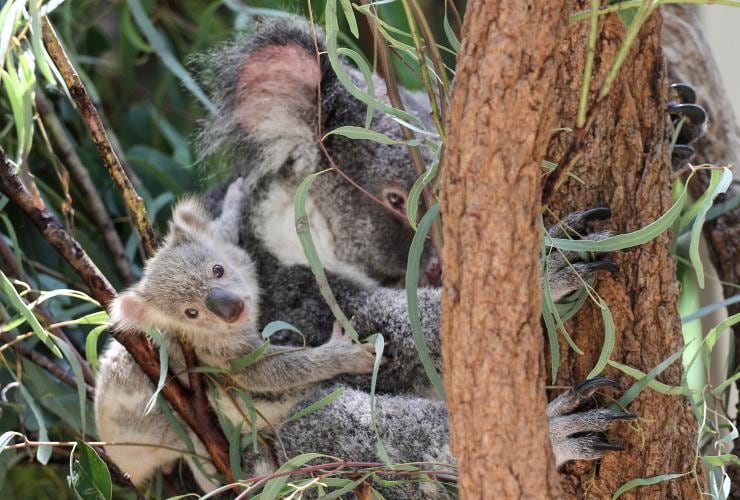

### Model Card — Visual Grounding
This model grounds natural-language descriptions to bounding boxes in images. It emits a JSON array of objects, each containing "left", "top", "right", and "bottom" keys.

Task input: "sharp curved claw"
[
  {"left": 574, "top": 377, "right": 620, "bottom": 397},
  {"left": 608, "top": 411, "right": 638, "bottom": 421},
  {"left": 580, "top": 207, "right": 612, "bottom": 223},
  {"left": 587, "top": 260, "right": 620, "bottom": 274},
  {"left": 669, "top": 103, "right": 707, "bottom": 127},
  {"left": 592, "top": 441, "right": 625, "bottom": 452},
  {"left": 670, "top": 83, "right": 697, "bottom": 105}
]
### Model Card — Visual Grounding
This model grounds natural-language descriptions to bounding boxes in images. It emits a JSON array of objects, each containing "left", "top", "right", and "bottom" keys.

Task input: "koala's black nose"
[{"left": 205, "top": 287, "right": 245, "bottom": 323}]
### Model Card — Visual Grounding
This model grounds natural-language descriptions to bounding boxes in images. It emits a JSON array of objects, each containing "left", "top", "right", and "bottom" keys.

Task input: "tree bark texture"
[
  {"left": 545, "top": 5, "right": 699, "bottom": 499},
  {"left": 662, "top": 6, "right": 740, "bottom": 496},
  {"left": 440, "top": 1, "right": 570, "bottom": 497}
]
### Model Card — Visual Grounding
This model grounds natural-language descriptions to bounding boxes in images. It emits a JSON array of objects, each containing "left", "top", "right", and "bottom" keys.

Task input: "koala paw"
[
  {"left": 546, "top": 208, "right": 618, "bottom": 302},
  {"left": 329, "top": 321, "right": 381, "bottom": 375},
  {"left": 668, "top": 83, "right": 708, "bottom": 169},
  {"left": 547, "top": 377, "right": 637, "bottom": 467}
]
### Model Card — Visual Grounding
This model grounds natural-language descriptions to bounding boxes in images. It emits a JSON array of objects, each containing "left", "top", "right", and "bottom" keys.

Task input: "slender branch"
[
  {"left": 40, "top": 18, "right": 158, "bottom": 258},
  {"left": 0, "top": 146, "right": 234, "bottom": 484},
  {"left": 35, "top": 92, "right": 135, "bottom": 285},
  {"left": 40, "top": 19, "right": 224, "bottom": 488}
]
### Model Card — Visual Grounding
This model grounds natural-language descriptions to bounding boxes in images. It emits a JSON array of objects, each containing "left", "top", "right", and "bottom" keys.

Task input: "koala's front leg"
[
  {"left": 236, "top": 324, "right": 379, "bottom": 393},
  {"left": 545, "top": 208, "right": 619, "bottom": 302},
  {"left": 342, "top": 287, "right": 442, "bottom": 396},
  {"left": 547, "top": 377, "right": 636, "bottom": 466}
]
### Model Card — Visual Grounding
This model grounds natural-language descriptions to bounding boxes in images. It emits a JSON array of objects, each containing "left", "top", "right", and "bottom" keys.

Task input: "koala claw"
[
  {"left": 547, "top": 378, "right": 637, "bottom": 467},
  {"left": 546, "top": 210, "right": 617, "bottom": 302},
  {"left": 668, "top": 82, "right": 708, "bottom": 169}
]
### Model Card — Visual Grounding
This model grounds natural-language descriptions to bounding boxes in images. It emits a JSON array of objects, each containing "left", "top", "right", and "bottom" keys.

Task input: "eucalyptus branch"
[
  {"left": 40, "top": 18, "right": 158, "bottom": 258},
  {"left": 35, "top": 92, "right": 135, "bottom": 285},
  {"left": 0, "top": 145, "right": 235, "bottom": 484}
]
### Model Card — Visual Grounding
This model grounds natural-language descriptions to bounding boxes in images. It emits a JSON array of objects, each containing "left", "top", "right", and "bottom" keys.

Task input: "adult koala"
[{"left": 197, "top": 16, "right": 636, "bottom": 495}]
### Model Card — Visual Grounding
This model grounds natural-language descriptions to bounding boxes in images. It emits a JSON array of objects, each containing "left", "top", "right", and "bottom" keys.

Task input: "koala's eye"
[
  {"left": 383, "top": 189, "right": 407, "bottom": 212},
  {"left": 212, "top": 264, "right": 225, "bottom": 278},
  {"left": 185, "top": 308, "right": 199, "bottom": 319}
]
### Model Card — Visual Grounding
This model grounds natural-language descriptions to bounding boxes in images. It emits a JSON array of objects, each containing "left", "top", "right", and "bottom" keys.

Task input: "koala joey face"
[{"left": 110, "top": 199, "right": 260, "bottom": 343}]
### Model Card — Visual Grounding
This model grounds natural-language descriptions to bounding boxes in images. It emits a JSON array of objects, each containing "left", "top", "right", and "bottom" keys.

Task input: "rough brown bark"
[
  {"left": 545, "top": 6, "right": 699, "bottom": 499},
  {"left": 439, "top": 1, "right": 570, "bottom": 497},
  {"left": 662, "top": 6, "right": 740, "bottom": 496}
]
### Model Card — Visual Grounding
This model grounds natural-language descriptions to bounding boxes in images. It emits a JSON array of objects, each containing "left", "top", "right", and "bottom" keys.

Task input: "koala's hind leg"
[
  {"left": 547, "top": 377, "right": 637, "bottom": 467},
  {"left": 245, "top": 384, "right": 455, "bottom": 499}
]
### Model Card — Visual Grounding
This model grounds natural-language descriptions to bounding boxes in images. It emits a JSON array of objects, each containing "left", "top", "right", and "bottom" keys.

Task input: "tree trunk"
[
  {"left": 441, "top": 2, "right": 721, "bottom": 497},
  {"left": 545, "top": 5, "right": 699, "bottom": 499},
  {"left": 439, "top": 1, "right": 569, "bottom": 497},
  {"left": 662, "top": 6, "right": 740, "bottom": 496}
]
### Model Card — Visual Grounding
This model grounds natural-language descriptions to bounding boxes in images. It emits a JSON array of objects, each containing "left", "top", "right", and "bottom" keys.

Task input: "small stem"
[
  {"left": 41, "top": 18, "right": 158, "bottom": 258},
  {"left": 577, "top": 0, "right": 600, "bottom": 128},
  {"left": 35, "top": 92, "right": 135, "bottom": 285}
]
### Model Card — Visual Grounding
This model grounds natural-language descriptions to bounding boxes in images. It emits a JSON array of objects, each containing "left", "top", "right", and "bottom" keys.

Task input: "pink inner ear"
[
  {"left": 236, "top": 44, "right": 321, "bottom": 132},
  {"left": 111, "top": 292, "right": 147, "bottom": 328}
]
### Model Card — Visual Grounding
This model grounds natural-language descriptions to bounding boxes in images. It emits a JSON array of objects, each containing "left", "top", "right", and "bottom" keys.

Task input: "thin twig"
[
  {"left": 35, "top": 92, "right": 135, "bottom": 285},
  {"left": 0, "top": 146, "right": 235, "bottom": 484},
  {"left": 40, "top": 18, "right": 158, "bottom": 258}
]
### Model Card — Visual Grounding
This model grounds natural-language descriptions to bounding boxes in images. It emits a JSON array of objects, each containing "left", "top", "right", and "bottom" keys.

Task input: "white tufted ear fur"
[
  {"left": 108, "top": 291, "right": 149, "bottom": 332},
  {"left": 235, "top": 44, "right": 321, "bottom": 140},
  {"left": 167, "top": 198, "right": 211, "bottom": 244}
]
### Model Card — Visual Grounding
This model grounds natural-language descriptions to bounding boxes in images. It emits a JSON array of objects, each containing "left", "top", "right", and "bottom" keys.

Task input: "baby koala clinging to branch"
[{"left": 95, "top": 179, "right": 377, "bottom": 491}]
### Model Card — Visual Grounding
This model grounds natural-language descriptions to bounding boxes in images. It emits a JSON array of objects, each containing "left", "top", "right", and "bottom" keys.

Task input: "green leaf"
[
  {"left": 324, "top": 126, "right": 419, "bottom": 146},
  {"left": 405, "top": 203, "right": 445, "bottom": 399},
  {"left": 229, "top": 340, "right": 269, "bottom": 372},
  {"left": 51, "top": 337, "right": 88, "bottom": 436},
  {"left": 586, "top": 299, "right": 615, "bottom": 379},
  {"left": 261, "top": 320, "right": 302, "bottom": 340},
  {"left": 703, "top": 454, "right": 740, "bottom": 467},
  {"left": 0, "top": 431, "right": 23, "bottom": 457},
  {"left": 612, "top": 473, "right": 687, "bottom": 499},
  {"left": 126, "top": 0, "right": 214, "bottom": 112},
  {"left": 18, "top": 384, "right": 51, "bottom": 464},
  {"left": 0, "top": 271, "right": 61, "bottom": 357},
  {"left": 283, "top": 388, "right": 345, "bottom": 425},
  {"left": 231, "top": 387, "right": 259, "bottom": 452},
  {"left": 407, "top": 156, "right": 439, "bottom": 230},
  {"left": 294, "top": 170, "right": 359, "bottom": 339},
  {"left": 546, "top": 183, "right": 688, "bottom": 252},
  {"left": 613, "top": 348, "right": 684, "bottom": 409},
  {"left": 687, "top": 168, "right": 732, "bottom": 288},
  {"left": 143, "top": 328, "right": 169, "bottom": 415},
  {"left": 260, "top": 453, "right": 325, "bottom": 499},
  {"left": 68, "top": 441, "right": 113, "bottom": 500},
  {"left": 85, "top": 325, "right": 108, "bottom": 373},
  {"left": 607, "top": 360, "right": 691, "bottom": 396},
  {"left": 339, "top": 0, "right": 359, "bottom": 38},
  {"left": 369, "top": 334, "right": 391, "bottom": 465},
  {"left": 29, "top": 0, "right": 56, "bottom": 85},
  {"left": 442, "top": 12, "right": 460, "bottom": 52},
  {"left": 321, "top": 474, "right": 372, "bottom": 499}
]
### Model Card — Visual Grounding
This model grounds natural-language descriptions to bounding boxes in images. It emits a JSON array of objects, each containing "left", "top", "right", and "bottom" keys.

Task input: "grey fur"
[
  {"left": 95, "top": 180, "right": 378, "bottom": 491},
  {"left": 190, "top": 16, "right": 631, "bottom": 494}
]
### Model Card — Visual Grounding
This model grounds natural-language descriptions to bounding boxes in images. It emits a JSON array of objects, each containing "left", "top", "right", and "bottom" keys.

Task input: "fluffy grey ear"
[
  {"left": 210, "top": 178, "right": 245, "bottom": 244},
  {"left": 108, "top": 290, "right": 149, "bottom": 332},
  {"left": 235, "top": 42, "right": 320, "bottom": 140},
  {"left": 167, "top": 198, "right": 211, "bottom": 244}
]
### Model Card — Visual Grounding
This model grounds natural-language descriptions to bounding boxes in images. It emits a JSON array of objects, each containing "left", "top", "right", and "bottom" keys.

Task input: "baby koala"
[{"left": 95, "top": 179, "right": 376, "bottom": 491}]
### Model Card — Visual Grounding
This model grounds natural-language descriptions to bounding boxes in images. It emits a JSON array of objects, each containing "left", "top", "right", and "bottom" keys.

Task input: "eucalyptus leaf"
[{"left": 68, "top": 441, "right": 112, "bottom": 500}]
